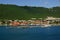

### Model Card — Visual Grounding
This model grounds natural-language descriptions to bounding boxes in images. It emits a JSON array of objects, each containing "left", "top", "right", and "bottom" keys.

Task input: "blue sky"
[{"left": 0, "top": 0, "right": 60, "bottom": 8}]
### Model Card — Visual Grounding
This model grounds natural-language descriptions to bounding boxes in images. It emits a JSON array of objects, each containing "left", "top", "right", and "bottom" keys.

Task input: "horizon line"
[{"left": 0, "top": 3, "right": 60, "bottom": 8}]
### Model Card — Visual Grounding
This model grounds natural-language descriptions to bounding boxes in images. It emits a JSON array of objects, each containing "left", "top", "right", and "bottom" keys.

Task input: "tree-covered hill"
[{"left": 0, "top": 4, "right": 60, "bottom": 20}]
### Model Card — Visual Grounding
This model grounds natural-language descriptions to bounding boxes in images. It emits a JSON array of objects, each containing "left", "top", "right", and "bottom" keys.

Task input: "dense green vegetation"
[{"left": 0, "top": 4, "right": 60, "bottom": 20}]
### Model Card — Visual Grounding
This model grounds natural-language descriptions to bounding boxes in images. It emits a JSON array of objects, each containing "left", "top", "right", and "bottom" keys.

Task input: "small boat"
[{"left": 41, "top": 24, "right": 51, "bottom": 27}]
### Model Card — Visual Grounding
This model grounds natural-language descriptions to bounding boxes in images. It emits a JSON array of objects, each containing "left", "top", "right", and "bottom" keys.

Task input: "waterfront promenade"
[{"left": 0, "top": 17, "right": 60, "bottom": 27}]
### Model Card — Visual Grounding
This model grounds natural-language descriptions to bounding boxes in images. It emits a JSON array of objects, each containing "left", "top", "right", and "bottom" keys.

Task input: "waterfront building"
[
  {"left": 45, "top": 17, "right": 60, "bottom": 24},
  {"left": 0, "top": 21, "right": 2, "bottom": 26},
  {"left": 34, "top": 20, "right": 41, "bottom": 25},
  {"left": 0, "top": 16, "right": 60, "bottom": 26}
]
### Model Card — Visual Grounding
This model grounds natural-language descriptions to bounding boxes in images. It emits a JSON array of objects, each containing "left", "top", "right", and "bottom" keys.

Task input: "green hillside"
[{"left": 0, "top": 4, "right": 60, "bottom": 20}]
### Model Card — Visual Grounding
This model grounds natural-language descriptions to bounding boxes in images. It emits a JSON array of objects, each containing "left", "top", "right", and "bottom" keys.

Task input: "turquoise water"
[{"left": 0, "top": 26, "right": 60, "bottom": 40}]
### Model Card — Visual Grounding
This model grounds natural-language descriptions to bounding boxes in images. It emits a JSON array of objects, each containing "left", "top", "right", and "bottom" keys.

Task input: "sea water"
[{"left": 0, "top": 26, "right": 60, "bottom": 40}]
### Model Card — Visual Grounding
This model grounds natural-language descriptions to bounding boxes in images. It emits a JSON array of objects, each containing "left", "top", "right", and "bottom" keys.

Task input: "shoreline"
[{"left": 0, "top": 24, "right": 60, "bottom": 28}]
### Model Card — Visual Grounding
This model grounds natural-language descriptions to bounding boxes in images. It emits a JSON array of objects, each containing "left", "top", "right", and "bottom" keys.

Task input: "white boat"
[{"left": 41, "top": 24, "right": 51, "bottom": 27}]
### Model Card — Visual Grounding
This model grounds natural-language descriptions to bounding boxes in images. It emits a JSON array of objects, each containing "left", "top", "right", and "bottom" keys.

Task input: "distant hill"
[{"left": 0, "top": 4, "right": 60, "bottom": 20}]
